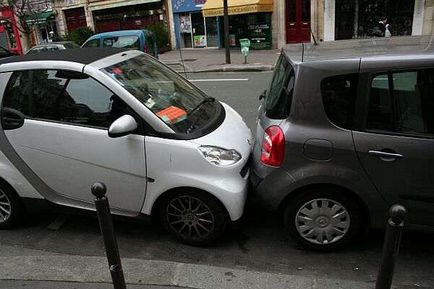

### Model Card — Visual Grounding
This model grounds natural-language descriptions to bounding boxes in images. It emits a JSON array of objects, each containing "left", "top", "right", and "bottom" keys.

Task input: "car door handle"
[
  {"left": 368, "top": 150, "right": 403, "bottom": 161},
  {"left": 1, "top": 107, "right": 25, "bottom": 130}
]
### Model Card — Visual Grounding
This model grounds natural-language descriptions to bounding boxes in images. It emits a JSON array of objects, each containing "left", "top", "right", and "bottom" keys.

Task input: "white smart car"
[{"left": 0, "top": 48, "right": 252, "bottom": 245}]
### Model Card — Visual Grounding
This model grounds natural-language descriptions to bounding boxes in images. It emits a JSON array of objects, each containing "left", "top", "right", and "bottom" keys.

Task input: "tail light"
[
  {"left": 260, "top": 126, "right": 285, "bottom": 167},
  {"left": 144, "top": 44, "right": 149, "bottom": 54}
]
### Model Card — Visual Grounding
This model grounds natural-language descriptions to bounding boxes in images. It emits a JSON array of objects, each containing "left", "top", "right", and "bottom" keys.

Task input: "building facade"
[
  {"left": 54, "top": 0, "right": 169, "bottom": 36},
  {"left": 171, "top": 0, "right": 273, "bottom": 49},
  {"left": 274, "top": 0, "right": 434, "bottom": 49},
  {"left": 172, "top": 0, "right": 220, "bottom": 48},
  {"left": 0, "top": 6, "right": 23, "bottom": 54}
]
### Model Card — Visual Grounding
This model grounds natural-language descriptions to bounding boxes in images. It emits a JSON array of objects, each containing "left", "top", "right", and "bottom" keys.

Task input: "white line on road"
[{"left": 189, "top": 78, "right": 249, "bottom": 82}]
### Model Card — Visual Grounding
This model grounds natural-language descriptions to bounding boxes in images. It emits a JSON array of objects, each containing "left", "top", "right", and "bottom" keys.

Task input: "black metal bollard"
[
  {"left": 92, "top": 182, "right": 127, "bottom": 289},
  {"left": 375, "top": 204, "right": 407, "bottom": 289}
]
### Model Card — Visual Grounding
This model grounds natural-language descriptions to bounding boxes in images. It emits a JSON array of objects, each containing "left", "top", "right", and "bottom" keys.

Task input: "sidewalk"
[
  {"left": 0, "top": 245, "right": 375, "bottom": 289},
  {"left": 159, "top": 48, "right": 280, "bottom": 73}
]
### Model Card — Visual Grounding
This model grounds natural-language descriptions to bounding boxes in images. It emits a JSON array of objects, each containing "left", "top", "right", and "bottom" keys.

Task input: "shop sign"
[
  {"left": 180, "top": 15, "right": 192, "bottom": 33},
  {"left": 173, "top": 0, "right": 203, "bottom": 13},
  {"left": 194, "top": 35, "right": 206, "bottom": 47},
  {"left": 248, "top": 23, "right": 271, "bottom": 49}
]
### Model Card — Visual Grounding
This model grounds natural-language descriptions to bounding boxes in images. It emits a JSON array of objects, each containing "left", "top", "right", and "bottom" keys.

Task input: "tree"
[{"left": 0, "top": 0, "right": 53, "bottom": 45}]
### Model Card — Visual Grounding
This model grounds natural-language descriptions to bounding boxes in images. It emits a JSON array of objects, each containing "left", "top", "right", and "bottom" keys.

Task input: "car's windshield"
[{"left": 103, "top": 53, "right": 219, "bottom": 134}]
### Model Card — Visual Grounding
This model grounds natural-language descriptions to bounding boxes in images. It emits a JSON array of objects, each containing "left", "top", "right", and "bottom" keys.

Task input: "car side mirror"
[
  {"left": 108, "top": 115, "right": 138, "bottom": 138},
  {"left": 259, "top": 90, "right": 267, "bottom": 100}
]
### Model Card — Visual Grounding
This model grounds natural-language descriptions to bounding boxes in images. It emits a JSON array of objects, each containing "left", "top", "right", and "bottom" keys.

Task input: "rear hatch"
[{"left": 252, "top": 53, "right": 297, "bottom": 178}]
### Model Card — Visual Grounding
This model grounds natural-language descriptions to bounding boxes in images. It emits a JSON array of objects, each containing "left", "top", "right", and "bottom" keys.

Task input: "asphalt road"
[
  {"left": 186, "top": 71, "right": 272, "bottom": 131},
  {"left": 1, "top": 72, "right": 433, "bottom": 288}
]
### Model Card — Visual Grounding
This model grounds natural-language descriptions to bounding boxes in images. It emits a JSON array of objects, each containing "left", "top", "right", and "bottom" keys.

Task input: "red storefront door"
[
  {"left": 286, "top": 0, "right": 311, "bottom": 43},
  {"left": 64, "top": 8, "right": 87, "bottom": 32}
]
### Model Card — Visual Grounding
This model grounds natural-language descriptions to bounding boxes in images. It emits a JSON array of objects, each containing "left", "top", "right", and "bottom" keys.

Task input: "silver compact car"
[
  {"left": 0, "top": 48, "right": 252, "bottom": 245},
  {"left": 251, "top": 36, "right": 434, "bottom": 250}
]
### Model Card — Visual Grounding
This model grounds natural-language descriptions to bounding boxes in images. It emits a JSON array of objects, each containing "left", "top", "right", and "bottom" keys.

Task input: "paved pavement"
[
  {"left": 159, "top": 48, "right": 280, "bottom": 73},
  {"left": 0, "top": 245, "right": 374, "bottom": 289}
]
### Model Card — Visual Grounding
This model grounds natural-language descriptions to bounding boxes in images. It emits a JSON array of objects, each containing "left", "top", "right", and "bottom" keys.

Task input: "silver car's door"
[
  {"left": 352, "top": 69, "right": 434, "bottom": 225},
  {"left": 0, "top": 69, "right": 146, "bottom": 215}
]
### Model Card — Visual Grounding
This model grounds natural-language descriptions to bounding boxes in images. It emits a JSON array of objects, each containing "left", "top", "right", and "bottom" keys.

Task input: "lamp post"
[{"left": 223, "top": 0, "right": 230, "bottom": 64}]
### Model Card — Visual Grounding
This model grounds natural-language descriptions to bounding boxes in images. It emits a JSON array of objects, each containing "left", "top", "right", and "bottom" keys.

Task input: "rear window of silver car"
[{"left": 263, "top": 55, "right": 295, "bottom": 119}]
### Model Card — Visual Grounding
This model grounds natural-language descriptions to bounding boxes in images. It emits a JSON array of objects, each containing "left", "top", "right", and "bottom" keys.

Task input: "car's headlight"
[{"left": 198, "top": 146, "right": 242, "bottom": 166}]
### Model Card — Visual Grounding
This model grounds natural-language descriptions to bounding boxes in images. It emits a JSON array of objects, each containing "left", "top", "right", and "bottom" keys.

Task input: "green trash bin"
[{"left": 239, "top": 38, "right": 250, "bottom": 63}]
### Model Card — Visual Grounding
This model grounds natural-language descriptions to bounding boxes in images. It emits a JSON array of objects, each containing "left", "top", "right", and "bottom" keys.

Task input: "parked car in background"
[
  {"left": 81, "top": 30, "right": 158, "bottom": 58},
  {"left": 0, "top": 46, "right": 19, "bottom": 58},
  {"left": 26, "top": 41, "right": 80, "bottom": 54},
  {"left": 251, "top": 36, "right": 434, "bottom": 251},
  {"left": 0, "top": 48, "right": 251, "bottom": 245}
]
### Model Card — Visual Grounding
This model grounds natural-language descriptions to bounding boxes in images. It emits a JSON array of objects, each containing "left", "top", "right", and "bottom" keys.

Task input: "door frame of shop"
[{"left": 285, "top": 0, "right": 311, "bottom": 43}]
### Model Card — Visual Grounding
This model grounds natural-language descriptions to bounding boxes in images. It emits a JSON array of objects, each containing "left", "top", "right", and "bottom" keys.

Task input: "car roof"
[
  {"left": 31, "top": 41, "right": 77, "bottom": 47},
  {"left": 282, "top": 35, "right": 434, "bottom": 63},
  {"left": 0, "top": 47, "right": 128, "bottom": 65},
  {"left": 87, "top": 30, "right": 145, "bottom": 40}
]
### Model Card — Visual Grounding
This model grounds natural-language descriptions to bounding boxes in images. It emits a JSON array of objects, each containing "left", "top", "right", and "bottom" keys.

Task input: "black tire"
[
  {"left": 0, "top": 184, "right": 23, "bottom": 229},
  {"left": 283, "top": 187, "right": 364, "bottom": 251},
  {"left": 159, "top": 189, "right": 228, "bottom": 246}
]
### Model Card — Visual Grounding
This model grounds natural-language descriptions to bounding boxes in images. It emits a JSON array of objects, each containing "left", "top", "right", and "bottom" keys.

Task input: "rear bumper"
[{"left": 249, "top": 168, "right": 283, "bottom": 212}]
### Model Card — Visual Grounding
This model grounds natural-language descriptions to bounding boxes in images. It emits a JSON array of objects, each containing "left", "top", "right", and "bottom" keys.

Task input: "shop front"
[
  {"left": 0, "top": 7, "right": 22, "bottom": 54},
  {"left": 173, "top": 0, "right": 219, "bottom": 48},
  {"left": 64, "top": 7, "right": 87, "bottom": 32},
  {"left": 202, "top": 0, "right": 273, "bottom": 49},
  {"left": 26, "top": 10, "right": 57, "bottom": 45},
  {"left": 88, "top": 0, "right": 165, "bottom": 33},
  {"left": 335, "top": 0, "right": 415, "bottom": 39}
]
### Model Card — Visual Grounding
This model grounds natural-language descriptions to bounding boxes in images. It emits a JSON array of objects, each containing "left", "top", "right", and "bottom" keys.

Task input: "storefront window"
[
  {"left": 206, "top": 17, "right": 219, "bottom": 47},
  {"left": 223, "top": 13, "right": 272, "bottom": 49},
  {"left": 335, "top": 0, "right": 414, "bottom": 39},
  {"left": 177, "top": 12, "right": 219, "bottom": 48}
]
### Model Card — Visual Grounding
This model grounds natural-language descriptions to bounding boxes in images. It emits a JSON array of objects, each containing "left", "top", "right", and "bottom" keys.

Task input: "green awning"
[{"left": 25, "top": 11, "right": 55, "bottom": 25}]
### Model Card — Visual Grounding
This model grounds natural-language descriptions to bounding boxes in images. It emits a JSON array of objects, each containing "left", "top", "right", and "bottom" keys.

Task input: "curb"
[
  {"left": 162, "top": 61, "right": 274, "bottom": 73},
  {"left": 0, "top": 254, "right": 373, "bottom": 289}
]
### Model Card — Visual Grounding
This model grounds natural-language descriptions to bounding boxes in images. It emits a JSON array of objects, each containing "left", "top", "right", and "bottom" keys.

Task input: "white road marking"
[{"left": 189, "top": 78, "right": 249, "bottom": 82}]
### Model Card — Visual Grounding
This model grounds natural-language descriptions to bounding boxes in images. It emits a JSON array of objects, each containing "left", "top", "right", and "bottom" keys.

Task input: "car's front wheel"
[
  {"left": 284, "top": 188, "right": 364, "bottom": 251},
  {"left": 159, "top": 190, "right": 227, "bottom": 246}
]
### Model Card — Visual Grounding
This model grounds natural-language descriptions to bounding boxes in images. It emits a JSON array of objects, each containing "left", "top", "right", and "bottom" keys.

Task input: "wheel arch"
[{"left": 150, "top": 186, "right": 231, "bottom": 223}]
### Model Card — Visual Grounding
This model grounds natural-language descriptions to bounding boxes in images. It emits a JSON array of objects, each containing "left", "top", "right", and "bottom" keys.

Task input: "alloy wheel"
[
  {"left": 0, "top": 189, "right": 11, "bottom": 223},
  {"left": 166, "top": 195, "right": 215, "bottom": 239}
]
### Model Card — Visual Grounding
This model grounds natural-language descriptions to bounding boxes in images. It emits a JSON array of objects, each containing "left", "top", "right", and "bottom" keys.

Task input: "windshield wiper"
[{"left": 187, "top": 97, "right": 215, "bottom": 116}]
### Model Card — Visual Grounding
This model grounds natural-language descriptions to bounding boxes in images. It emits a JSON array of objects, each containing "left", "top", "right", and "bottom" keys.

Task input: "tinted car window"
[
  {"left": 367, "top": 69, "right": 434, "bottom": 137},
  {"left": 264, "top": 55, "right": 294, "bottom": 119},
  {"left": 322, "top": 74, "right": 358, "bottom": 129},
  {"left": 3, "top": 70, "right": 129, "bottom": 129},
  {"left": 103, "top": 36, "right": 140, "bottom": 49}
]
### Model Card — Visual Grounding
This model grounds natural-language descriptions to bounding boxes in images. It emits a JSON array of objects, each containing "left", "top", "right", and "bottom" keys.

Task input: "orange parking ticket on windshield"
[{"left": 156, "top": 106, "right": 187, "bottom": 124}]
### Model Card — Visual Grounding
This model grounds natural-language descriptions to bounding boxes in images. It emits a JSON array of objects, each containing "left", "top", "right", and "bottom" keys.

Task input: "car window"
[
  {"left": 82, "top": 39, "right": 100, "bottom": 48},
  {"left": 64, "top": 42, "right": 80, "bottom": 49},
  {"left": 264, "top": 54, "right": 294, "bottom": 119},
  {"left": 102, "top": 36, "right": 140, "bottom": 49},
  {"left": 103, "top": 54, "right": 220, "bottom": 134},
  {"left": 2, "top": 70, "right": 131, "bottom": 129},
  {"left": 47, "top": 46, "right": 59, "bottom": 51},
  {"left": 322, "top": 74, "right": 358, "bottom": 129},
  {"left": 367, "top": 69, "right": 434, "bottom": 137}
]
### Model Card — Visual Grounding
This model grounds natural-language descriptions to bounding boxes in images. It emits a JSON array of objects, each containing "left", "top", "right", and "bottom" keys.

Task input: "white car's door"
[{"left": 1, "top": 69, "right": 146, "bottom": 214}]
